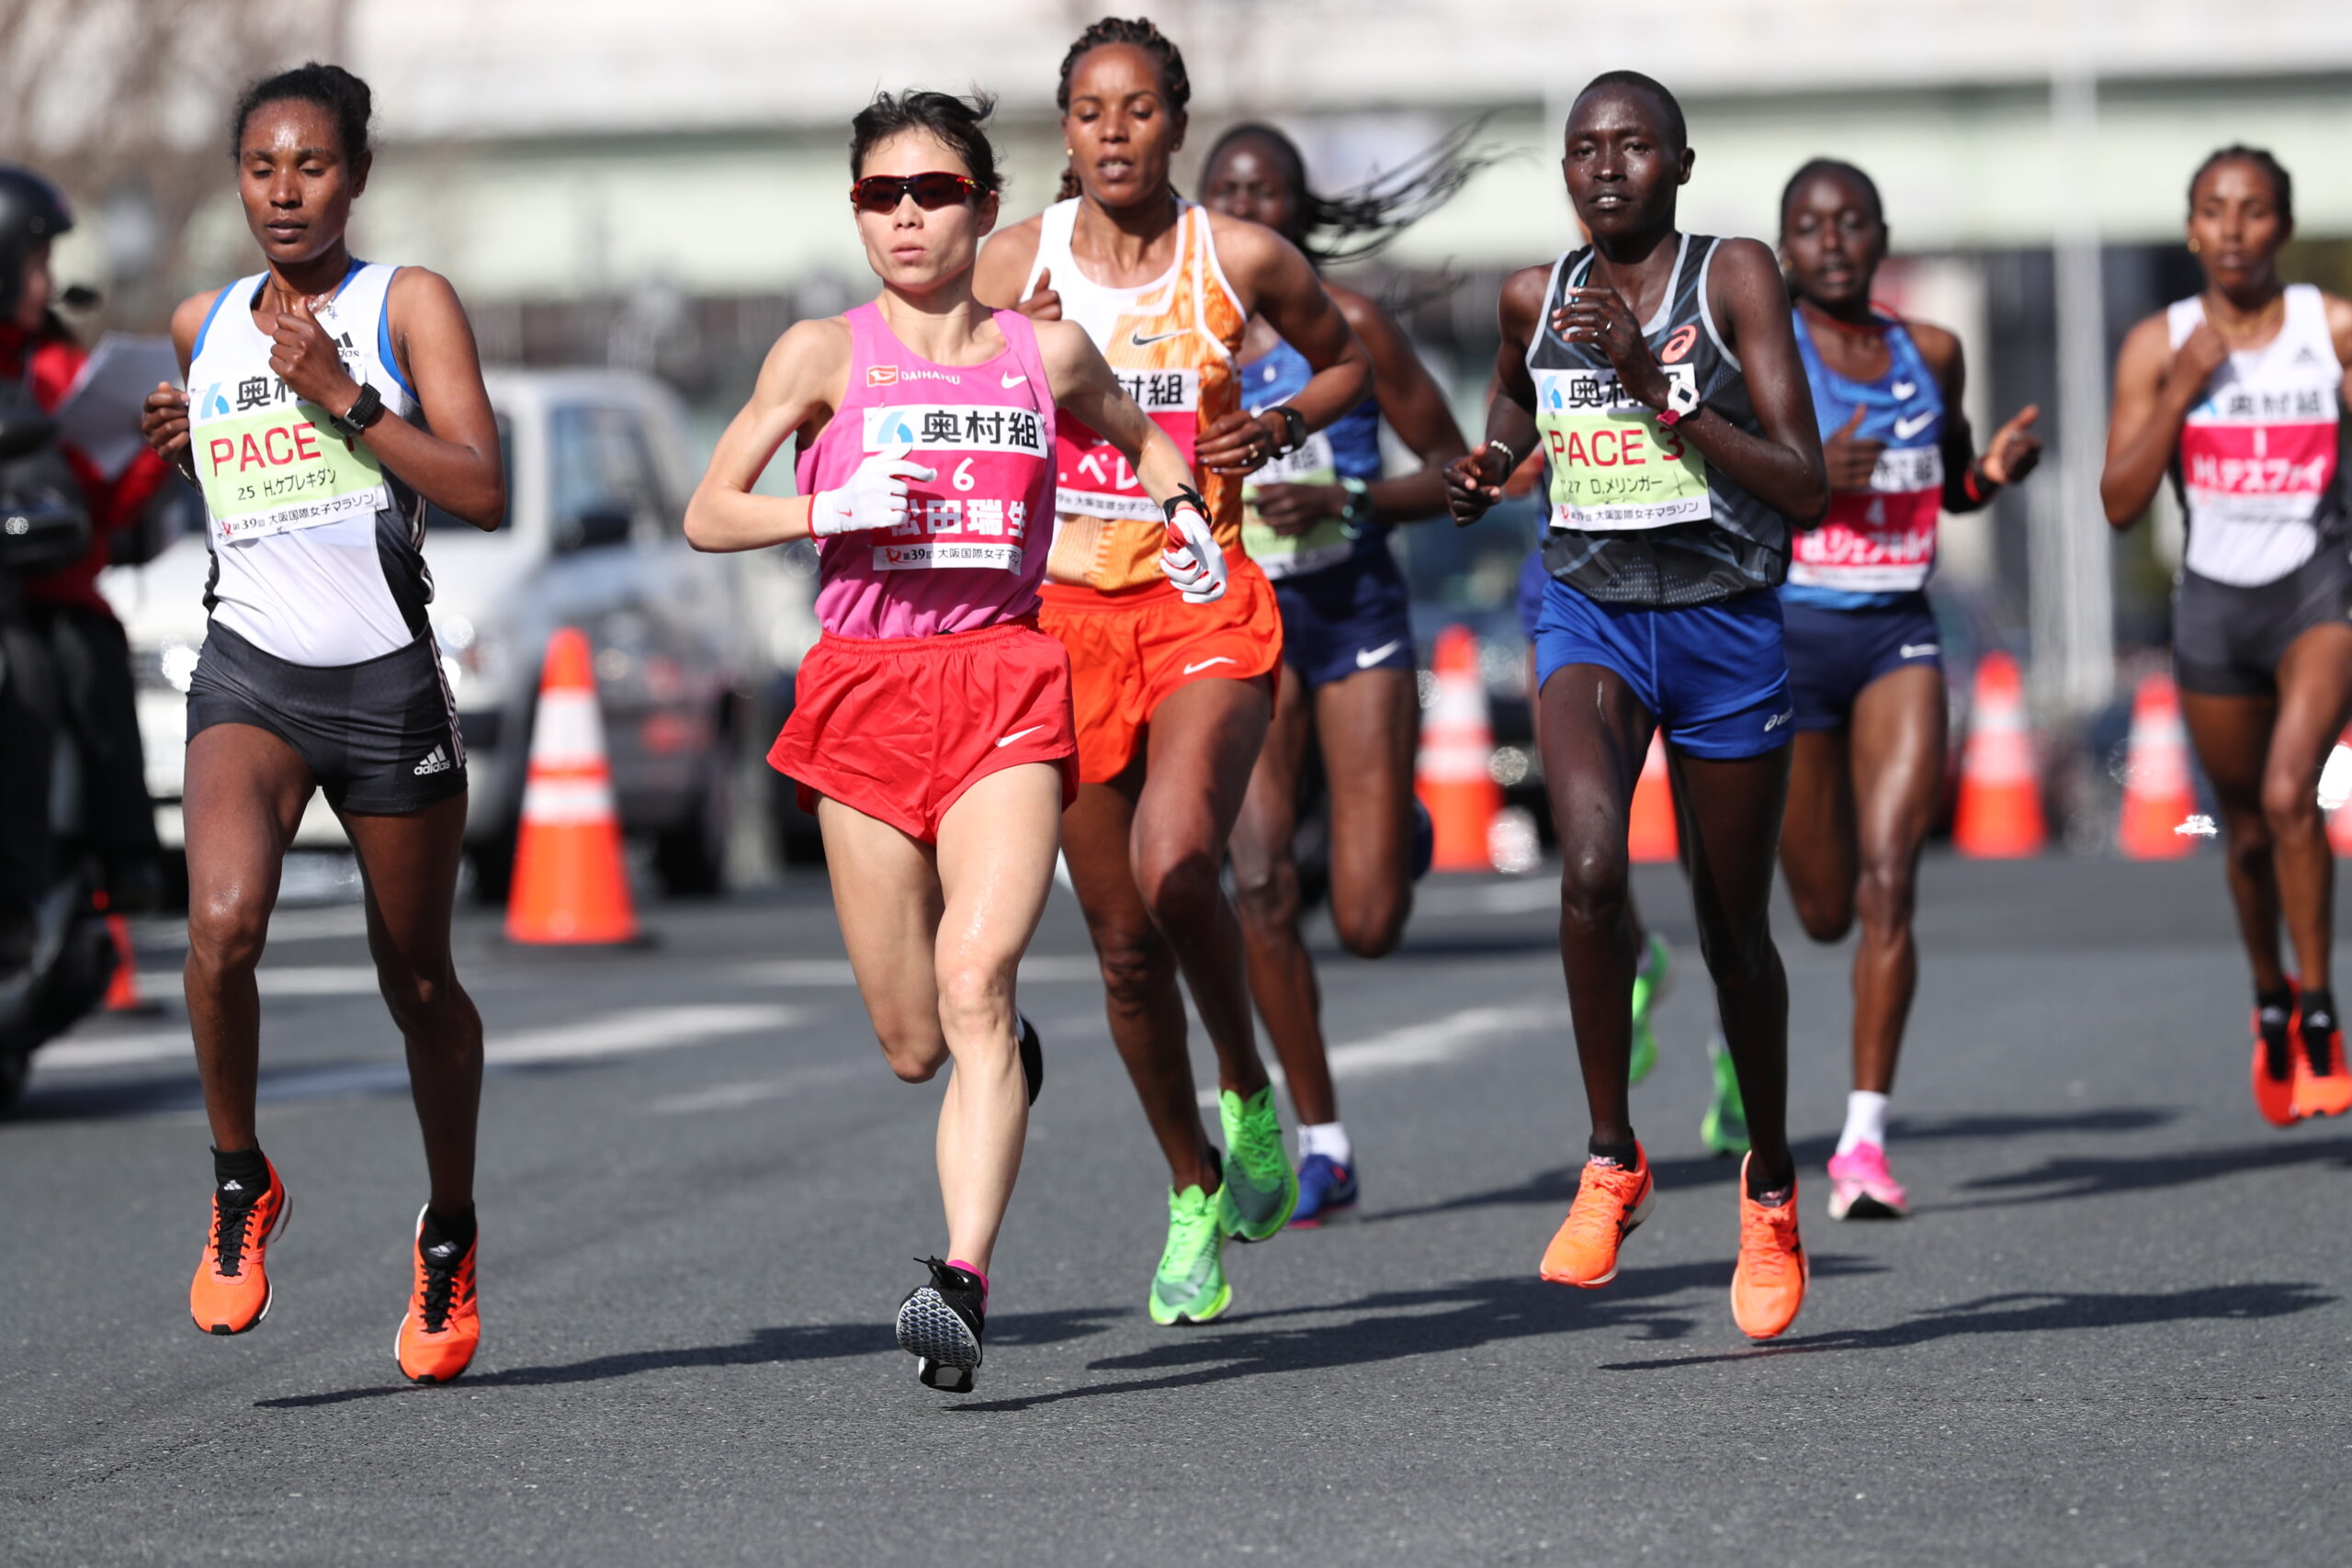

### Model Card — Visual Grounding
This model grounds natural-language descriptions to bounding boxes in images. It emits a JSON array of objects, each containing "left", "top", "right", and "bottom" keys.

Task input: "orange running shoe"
[
  {"left": 1730, "top": 1155, "right": 1807, "bottom": 1341},
  {"left": 394, "top": 1208, "right": 481, "bottom": 1384},
  {"left": 189, "top": 1161, "right": 290, "bottom": 1336},
  {"left": 2291, "top": 1001, "right": 2352, "bottom": 1121},
  {"left": 2251, "top": 987, "right": 2299, "bottom": 1127},
  {"left": 1539, "top": 1147, "right": 1654, "bottom": 1288}
]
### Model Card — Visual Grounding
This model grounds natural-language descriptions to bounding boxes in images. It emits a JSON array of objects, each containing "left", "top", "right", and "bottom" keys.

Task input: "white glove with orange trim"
[
  {"left": 811, "top": 445, "right": 936, "bottom": 537},
  {"left": 1159, "top": 490, "right": 1227, "bottom": 604}
]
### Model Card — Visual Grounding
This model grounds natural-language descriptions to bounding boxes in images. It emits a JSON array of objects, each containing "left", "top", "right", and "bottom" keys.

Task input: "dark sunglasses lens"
[
  {"left": 851, "top": 178, "right": 902, "bottom": 213},
  {"left": 908, "top": 175, "right": 973, "bottom": 209}
]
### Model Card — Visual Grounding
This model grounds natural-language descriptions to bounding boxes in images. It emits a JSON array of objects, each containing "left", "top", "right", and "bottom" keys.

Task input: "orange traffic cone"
[
  {"left": 1416, "top": 625, "right": 1501, "bottom": 872},
  {"left": 2117, "top": 671, "right": 2199, "bottom": 860},
  {"left": 507, "top": 628, "right": 640, "bottom": 944},
  {"left": 102, "top": 912, "right": 154, "bottom": 1013},
  {"left": 1628, "top": 732, "right": 1679, "bottom": 864},
  {"left": 1952, "top": 651, "right": 2045, "bottom": 859}
]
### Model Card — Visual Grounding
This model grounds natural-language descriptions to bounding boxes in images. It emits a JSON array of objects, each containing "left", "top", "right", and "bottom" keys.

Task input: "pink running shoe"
[{"left": 1826, "top": 1143, "right": 1908, "bottom": 1220}]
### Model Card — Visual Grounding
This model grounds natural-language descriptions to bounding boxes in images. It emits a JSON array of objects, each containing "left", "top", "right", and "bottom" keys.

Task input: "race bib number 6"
[
  {"left": 1535, "top": 366, "right": 1713, "bottom": 532},
  {"left": 194, "top": 399, "right": 390, "bottom": 545}
]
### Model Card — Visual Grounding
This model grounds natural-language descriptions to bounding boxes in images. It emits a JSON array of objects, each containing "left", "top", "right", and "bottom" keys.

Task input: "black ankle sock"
[
  {"left": 420, "top": 1204, "right": 477, "bottom": 1261},
  {"left": 1588, "top": 1136, "right": 1640, "bottom": 1169},
  {"left": 211, "top": 1146, "right": 268, "bottom": 1203},
  {"left": 2302, "top": 990, "right": 2338, "bottom": 1072},
  {"left": 1746, "top": 1159, "right": 1793, "bottom": 1202}
]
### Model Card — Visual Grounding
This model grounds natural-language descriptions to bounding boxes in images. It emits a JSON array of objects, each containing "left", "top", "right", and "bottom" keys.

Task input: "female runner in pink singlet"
[{"left": 686, "top": 91, "right": 1215, "bottom": 1395}]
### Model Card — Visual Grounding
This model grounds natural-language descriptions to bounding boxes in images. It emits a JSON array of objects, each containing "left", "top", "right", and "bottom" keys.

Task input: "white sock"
[
  {"left": 1297, "top": 1121, "right": 1352, "bottom": 1168},
  {"left": 1838, "top": 1091, "right": 1890, "bottom": 1156}
]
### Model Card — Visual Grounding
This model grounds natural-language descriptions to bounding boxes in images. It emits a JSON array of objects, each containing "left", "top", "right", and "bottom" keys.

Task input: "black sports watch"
[
  {"left": 333, "top": 382, "right": 385, "bottom": 438},
  {"left": 1267, "top": 404, "right": 1308, "bottom": 458}
]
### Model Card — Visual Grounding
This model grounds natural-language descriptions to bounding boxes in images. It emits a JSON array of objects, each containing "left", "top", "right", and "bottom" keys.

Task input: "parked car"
[{"left": 102, "top": 367, "right": 765, "bottom": 901}]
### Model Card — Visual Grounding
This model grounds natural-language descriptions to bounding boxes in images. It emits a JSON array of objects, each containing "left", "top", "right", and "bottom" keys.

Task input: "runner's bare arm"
[
  {"left": 1913, "top": 324, "right": 2040, "bottom": 513},
  {"left": 684, "top": 319, "right": 848, "bottom": 551},
  {"left": 1036, "top": 317, "right": 1199, "bottom": 508},
  {"left": 140, "top": 289, "right": 222, "bottom": 481},
  {"left": 973, "top": 220, "right": 1046, "bottom": 314},
  {"left": 1196, "top": 216, "right": 1373, "bottom": 472},
  {"left": 2327, "top": 291, "right": 2352, "bottom": 416},
  {"left": 1682, "top": 238, "right": 1827, "bottom": 525},
  {"left": 1445, "top": 265, "right": 1547, "bottom": 525},
  {"left": 2101, "top": 310, "right": 2215, "bottom": 526},
  {"left": 367, "top": 268, "right": 504, "bottom": 528},
  {"left": 1338, "top": 282, "right": 1469, "bottom": 524}
]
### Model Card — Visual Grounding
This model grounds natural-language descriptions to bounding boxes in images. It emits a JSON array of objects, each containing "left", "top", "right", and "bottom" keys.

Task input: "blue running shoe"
[{"left": 1288, "top": 1153, "right": 1359, "bottom": 1228}]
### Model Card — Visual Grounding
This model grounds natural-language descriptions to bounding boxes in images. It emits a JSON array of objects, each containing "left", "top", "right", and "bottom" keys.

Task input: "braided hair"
[
  {"left": 2188, "top": 144, "right": 2293, "bottom": 228},
  {"left": 1054, "top": 17, "right": 1191, "bottom": 202},
  {"left": 1201, "top": 118, "right": 1499, "bottom": 270}
]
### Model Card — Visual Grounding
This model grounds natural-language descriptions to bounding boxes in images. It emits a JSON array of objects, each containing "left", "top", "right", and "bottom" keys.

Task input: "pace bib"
[
  {"left": 1535, "top": 366, "right": 1712, "bottom": 531},
  {"left": 1056, "top": 367, "right": 1199, "bottom": 523},
  {"left": 862, "top": 400, "right": 1047, "bottom": 572},
  {"left": 192, "top": 392, "right": 389, "bottom": 546}
]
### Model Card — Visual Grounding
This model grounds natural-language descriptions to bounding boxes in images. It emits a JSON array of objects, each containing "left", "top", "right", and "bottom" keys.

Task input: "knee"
[
  {"left": 2261, "top": 769, "right": 2320, "bottom": 840},
  {"left": 1229, "top": 848, "right": 1299, "bottom": 936},
  {"left": 1557, "top": 846, "right": 1629, "bottom": 931},
  {"left": 376, "top": 962, "right": 471, "bottom": 1042},
  {"left": 1136, "top": 842, "right": 1224, "bottom": 933},
  {"left": 935, "top": 961, "right": 1012, "bottom": 1046},
  {"left": 185, "top": 893, "right": 269, "bottom": 981},
  {"left": 1331, "top": 888, "right": 1407, "bottom": 959},
  {"left": 1851, "top": 857, "right": 1917, "bottom": 937},
  {"left": 876, "top": 1021, "right": 945, "bottom": 1083},
  {"left": 1697, "top": 918, "right": 1780, "bottom": 993},
  {"left": 1088, "top": 919, "right": 1168, "bottom": 1012}
]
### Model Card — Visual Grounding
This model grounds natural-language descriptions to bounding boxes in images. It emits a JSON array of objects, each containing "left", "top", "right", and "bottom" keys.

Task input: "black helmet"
[{"left": 0, "top": 166, "right": 73, "bottom": 321}]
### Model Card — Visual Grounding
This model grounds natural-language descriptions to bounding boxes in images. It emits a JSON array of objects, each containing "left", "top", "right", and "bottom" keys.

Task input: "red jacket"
[{"left": 0, "top": 322, "right": 175, "bottom": 617}]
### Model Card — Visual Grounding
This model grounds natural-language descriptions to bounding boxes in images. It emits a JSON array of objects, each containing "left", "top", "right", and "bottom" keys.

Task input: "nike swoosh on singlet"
[
  {"left": 1354, "top": 641, "right": 1403, "bottom": 669},
  {"left": 1892, "top": 412, "right": 1936, "bottom": 441},
  {"left": 996, "top": 725, "right": 1045, "bottom": 748},
  {"left": 1182, "top": 656, "right": 1238, "bottom": 675},
  {"left": 1891, "top": 380, "right": 1917, "bottom": 400},
  {"left": 1001, "top": 373, "right": 1028, "bottom": 389},
  {"left": 1129, "top": 329, "right": 1184, "bottom": 347}
]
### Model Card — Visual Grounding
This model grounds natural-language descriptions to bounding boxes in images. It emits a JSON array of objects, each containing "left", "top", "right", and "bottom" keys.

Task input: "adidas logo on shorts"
[{"left": 413, "top": 746, "right": 453, "bottom": 777}]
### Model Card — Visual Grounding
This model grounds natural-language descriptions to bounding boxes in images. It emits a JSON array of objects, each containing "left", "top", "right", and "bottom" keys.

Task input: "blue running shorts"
[
  {"left": 1532, "top": 576, "right": 1793, "bottom": 760},
  {"left": 1271, "top": 546, "right": 1417, "bottom": 689}
]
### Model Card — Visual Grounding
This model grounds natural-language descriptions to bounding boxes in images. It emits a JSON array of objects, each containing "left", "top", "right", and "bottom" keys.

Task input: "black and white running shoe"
[
  {"left": 897, "top": 1257, "right": 986, "bottom": 1393},
  {"left": 1017, "top": 1013, "right": 1044, "bottom": 1106}
]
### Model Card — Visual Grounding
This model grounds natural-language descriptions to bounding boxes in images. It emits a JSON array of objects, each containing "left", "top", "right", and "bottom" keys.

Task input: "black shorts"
[
  {"left": 2174, "top": 548, "right": 2352, "bottom": 697},
  {"left": 187, "top": 621, "right": 467, "bottom": 814},
  {"left": 1782, "top": 592, "right": 1943, "bottom": 730}
]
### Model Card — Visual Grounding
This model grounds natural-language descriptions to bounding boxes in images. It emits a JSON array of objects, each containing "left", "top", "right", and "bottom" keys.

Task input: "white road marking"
[
  {"left": 1412, "top": 880, "right": 1559, "bottom": 917},
  {"left": 1196, "top": 1003, "right": 1553, "bottom": 1106},
  {"left": 38, "top": 1030, "right": 196, "bottom": 1070},
  {"left": 650, "top": 1058, "right": 870, "bottom": 1114},
  {"left": 135, "top": 964, "right": 382, "bottom": 998}
]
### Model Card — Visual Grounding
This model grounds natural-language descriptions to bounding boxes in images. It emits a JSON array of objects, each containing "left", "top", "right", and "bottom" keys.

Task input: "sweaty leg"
[
  {"left": 1230, "top": 663, "right": 1331, "bottom": 1123},
  {"left": 182, "top": 725, "right": 313, "bottom": 1154},
  {"left": 342, "top": 793, "right": 481, "bottom": 1213},
  {"left": 2181, "top": 691, "right": 2285, "bottom": 993},
  {"left": 1777, "top": 728, "right": 1857, "bottom": 944},
  {"left": 1316, "top": 666, "right": 1420, "bottom": 959},
  {"left": 1538, "top": 663, "right": 1653, "bottom": 1148},
  {"left": 819, "top": 795, "right": 950, "bottom": 1083},
  {"left": 927, "top": 762, "right": 1062, "bottom": 1275},
  {"left": 1843, "top": 665, "right": 1947, "bottom": 1096},
  {"left": 1672, "top": 741, "right": 1796, "bottom": 1190},
  {"left": 1064, "top": 771, "right": 1220, "bottom": 1194},
  {"left": 2261, "top": 626, "right": 2352, "bottom": 994}
]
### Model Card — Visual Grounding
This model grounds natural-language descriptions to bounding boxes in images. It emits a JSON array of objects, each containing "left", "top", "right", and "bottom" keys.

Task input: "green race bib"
[
  {"left": 1534, "top": 366, "right": 1712, "bottom": 532},
  {"left": 1241, "top": 430, "right": 1353, "bottom": 579},
  {"left": 194, "top": 400, "right": 390, "bottom": 545}
]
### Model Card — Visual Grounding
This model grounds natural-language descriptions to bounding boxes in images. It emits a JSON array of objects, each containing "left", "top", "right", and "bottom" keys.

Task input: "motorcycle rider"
[{"left": 0, "top": 166, "right": 174, "bottom": 946}]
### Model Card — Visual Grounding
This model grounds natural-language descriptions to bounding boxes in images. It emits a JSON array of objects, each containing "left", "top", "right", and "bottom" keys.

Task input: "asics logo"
[
  {"left": 1129, "top": 329, "right": 1184, "bottom": 347},
  {"left": 413, "top": 746, "right": 453, "bottom": 776},
  {"left": 1354, "top": 640, "right": 1403, "bottom": 669},
  {"left": 1892, "top": 412, "right": 1936, "bottom": 441},
  {"left": 1899, "top": 642, "right": 1939, "bottom": 660},
  {"left": 1182, "top": 656, "right": 1238, "bottom": 675},
  {"left": 1001, "top": 373, "right": 1028, "bottom": 389},
  {"left": 1763, "top": 709, "right": 1794, "bottom": 732},
  {"left": 996, "top": 725, "right": 1044, "bottom": 748}
]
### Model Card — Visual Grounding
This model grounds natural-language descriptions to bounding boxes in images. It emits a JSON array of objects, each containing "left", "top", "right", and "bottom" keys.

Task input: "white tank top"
[
  {"left": 2165, "top": 283, "right": 2346, "bottom": 587},
  {"left": 187, "top": 262, "right": 431, "bottom": 665}
]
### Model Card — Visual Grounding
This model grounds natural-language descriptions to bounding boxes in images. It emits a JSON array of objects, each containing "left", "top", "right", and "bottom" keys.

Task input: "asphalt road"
[{"left": 1, "top": 853, "right": 2342, "bottom": 1566}]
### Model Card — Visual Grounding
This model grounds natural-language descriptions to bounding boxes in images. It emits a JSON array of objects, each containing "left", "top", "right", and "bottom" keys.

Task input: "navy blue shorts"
[
  {"left": 1271, "top": 546, "right": 1416, "bottom": 689},
  {"left": 1532, "top": 577, "right": 1793, "bottom": 760},
  {"left": 1781, "top": 592, "right": 1942, "bottom": 731}
]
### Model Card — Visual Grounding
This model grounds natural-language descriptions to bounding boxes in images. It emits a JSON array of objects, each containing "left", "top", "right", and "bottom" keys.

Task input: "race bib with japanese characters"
[
  {"left": 862, "top": 400, "right": 1047, "bottom": 572},
  {"left": 1239, "top": 430, "right": 1350, "bottom": 579},
  {"left": 1534, "top": 365, "right": 1712, "bottom": 532},
  {"left": 191, "top": 389, "right": 390, "bottom": 547},
  {"left": 1788, "top": 446, "right": 1945, "bottom": 593},
  {"left": 1055, "top": 367, "right": 1198, "bottom": 523}
]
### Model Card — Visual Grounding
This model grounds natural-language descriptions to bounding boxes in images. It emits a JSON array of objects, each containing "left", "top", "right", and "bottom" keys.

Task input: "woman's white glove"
[
  {"left": 811, "top": 446, "right": 935, "bottom": 537},
  {"left": 1160, "top": 495, "right": 1227, "bottom": 604}
]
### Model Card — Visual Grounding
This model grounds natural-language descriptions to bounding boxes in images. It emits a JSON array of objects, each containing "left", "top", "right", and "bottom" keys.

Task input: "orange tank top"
[{"left": 1021, "top": 197, "right": 1246, "bottom": 593}]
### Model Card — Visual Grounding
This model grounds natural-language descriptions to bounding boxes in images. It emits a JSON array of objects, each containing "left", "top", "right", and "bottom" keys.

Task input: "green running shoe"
[
  {"left": 1218, "top": 1086, "right": 1299, "bottom": 1242},
  {"left": 1149, "top": 1185, "right": 1231, "bottom": 1325},
  {"left": 1629, "top": 932, "right": 1671, "bottom": 1087},
  {"left": 1702, "top": 1034, "right": 1750, "bottom": 1156}
]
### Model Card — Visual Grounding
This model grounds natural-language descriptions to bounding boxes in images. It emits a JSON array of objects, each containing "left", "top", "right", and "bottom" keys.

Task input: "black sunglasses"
[{"left": 850, "top": 172, "right": 981, "bottom": 214}]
